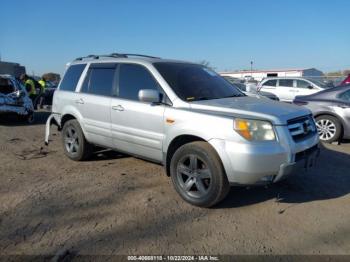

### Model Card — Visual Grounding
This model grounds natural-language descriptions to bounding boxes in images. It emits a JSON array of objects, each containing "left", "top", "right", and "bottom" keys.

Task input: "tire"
[
  {"left": 315, "top": 115, "right": 342, "bottom": 143},
  {"left": 61, "top": 119, "right": 92, "bottom": 161},
  {"left": 170, "top": 141, "right": 230, "bottom": 207},
  {"left": 17, "top": 112, "right": 34, "bottom": 124},
  {"left": 26, "top": 111, "right": 35, "bottom": 124}
]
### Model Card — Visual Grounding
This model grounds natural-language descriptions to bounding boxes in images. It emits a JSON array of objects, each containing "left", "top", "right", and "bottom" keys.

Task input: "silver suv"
[{"left": 45, "top": 54, "right": 320, "bottom": 207}]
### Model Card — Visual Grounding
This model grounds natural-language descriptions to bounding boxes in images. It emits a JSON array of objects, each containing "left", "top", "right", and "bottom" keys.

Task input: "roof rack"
[
  {"left": 122, "top": 54, "right": 160, "bottom": 59},
  {"left": 74, "top": 53, "right": 160, "bottom": 61}
]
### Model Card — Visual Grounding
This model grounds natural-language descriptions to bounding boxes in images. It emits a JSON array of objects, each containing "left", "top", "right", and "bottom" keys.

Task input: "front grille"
[{"left": 287, "top": 115, "right": 316, "bottom": 142}]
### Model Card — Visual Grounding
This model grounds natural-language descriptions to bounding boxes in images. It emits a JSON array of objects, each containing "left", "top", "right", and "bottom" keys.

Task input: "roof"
[
  {"left": 220, "top": 68, "right": 317, "bottom": 74},
  {"left": 69, "top": 53, "right": 192, "bottom": 66}
]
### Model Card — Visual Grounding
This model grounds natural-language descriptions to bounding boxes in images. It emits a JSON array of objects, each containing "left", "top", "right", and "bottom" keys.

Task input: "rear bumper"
[
  {"left": 44, "top": 113, "right": 61, "bottom": 145},
  {"left": 0, "top": 105, "right": 32, "bottom": 115}
]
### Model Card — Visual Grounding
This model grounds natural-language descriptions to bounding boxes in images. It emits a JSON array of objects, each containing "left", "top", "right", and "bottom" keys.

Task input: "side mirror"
[
  {"left": 307, "top": 85, "right": 313, "bottom": 89},
  {"left": 138, "top": 89, "right": 162, "bottom": 104}
]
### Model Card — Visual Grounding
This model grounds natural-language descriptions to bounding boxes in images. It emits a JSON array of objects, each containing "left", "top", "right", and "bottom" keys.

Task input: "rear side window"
[
  {"left": 59, "top": 64, "right": 86, "bottom": 91},
  {"left": 118, "top": 64, "right": 160, "bottom": 101},
  {"left": 81, "top": 64, "right": 116, "bottom": 96},
  {"left": 279, "top": 79, "right": 294, "bottom": 87},
  {"left": 263, "top": 80, "right": 277, "bottom": 87}
]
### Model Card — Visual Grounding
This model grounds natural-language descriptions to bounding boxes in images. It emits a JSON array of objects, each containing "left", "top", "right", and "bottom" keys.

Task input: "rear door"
[
  {"left": 110, "top": 63, "right": 166, "bottom": 162},
  {"left": 76, "top": 63, "right": 117, "bottom": 147},
  {"left": 336, "top": 90, "right": 350, "bottom": 127},
  {"left": 278, "top": 79, "right": 295, "bottom": 102}
]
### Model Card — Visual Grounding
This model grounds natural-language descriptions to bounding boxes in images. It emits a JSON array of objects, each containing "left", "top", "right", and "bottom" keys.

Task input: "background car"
[
  {"left": 258, "top": 77, "right": 329, "bottom": 102},
  {"left": 340, "top": 74, "right": 350, "bottom": 86},
  {"left": 223, "top": 75, "right": 279, "bottom": 101},
  {"left": 0, "top": 74, "right": 34, "bottom": 123},
  {"left": 293, "top": 84, "right": 350, "bottom": 143},
  {"left": 43, "top": 80, "right": 58, "bottom": 106}
]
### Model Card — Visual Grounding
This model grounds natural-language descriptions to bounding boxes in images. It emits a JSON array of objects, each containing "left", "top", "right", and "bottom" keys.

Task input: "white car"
[{"left": 257, "top": 77, "right": 329, "bottom": 102}]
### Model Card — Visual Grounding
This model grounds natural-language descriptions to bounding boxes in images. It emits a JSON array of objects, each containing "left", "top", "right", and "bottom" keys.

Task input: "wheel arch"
[
  {"left": 60, "top": 109, "right": 88, "bottom": 140},
  {"left": 164, "top": 135, "right": 206, "bottom": 177},
  {"left": 61, "top": 114, "right": 76, "bottom": 128},
  {"left": 314, "top": 112, "right": 344, "bottom": 129}
]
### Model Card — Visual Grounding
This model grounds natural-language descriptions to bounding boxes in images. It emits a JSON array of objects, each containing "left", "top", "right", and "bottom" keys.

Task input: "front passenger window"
[
  {"left": 297, "top": 80, "right": 310, "bottom": 89},
  {"left": 118, "top": 64, "right": 160, "bottom": 101}
]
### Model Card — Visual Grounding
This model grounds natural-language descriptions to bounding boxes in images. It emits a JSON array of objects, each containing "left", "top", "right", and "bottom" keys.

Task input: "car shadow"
[
  {"left": 89, "top": 149, "right": 130, "bottom": 161},
  {"left": 0, "top": 111, "right": 51, "bottom": 126},
  {"left": 340, "top": 138, "right": 350, "bottom": 144},
  {"left": 216, "top": 145, "right": 350, "bottom": 209}
]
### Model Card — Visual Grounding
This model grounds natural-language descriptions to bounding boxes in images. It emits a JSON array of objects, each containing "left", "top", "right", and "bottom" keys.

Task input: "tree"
[{"left": 42, "top": 73, "right": 61, "bottom": 84}]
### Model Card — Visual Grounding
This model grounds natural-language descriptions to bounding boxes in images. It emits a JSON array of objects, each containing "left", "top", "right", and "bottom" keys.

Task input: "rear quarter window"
[
  {"left": 59, "top": 64, "right": 86, "bottom": 91},
  {"left": 263, "top": 79, "right": 277, "bottom": 87}
]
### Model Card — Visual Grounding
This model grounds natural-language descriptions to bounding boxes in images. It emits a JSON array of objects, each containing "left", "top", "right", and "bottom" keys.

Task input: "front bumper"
[{"left": 209, "top": 127, "right": 320, "bottom": 185}]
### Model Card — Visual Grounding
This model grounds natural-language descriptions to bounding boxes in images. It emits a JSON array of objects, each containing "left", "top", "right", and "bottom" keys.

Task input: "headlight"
[{"left": 233, "top": 118, "right": 276, "bottom": 141}]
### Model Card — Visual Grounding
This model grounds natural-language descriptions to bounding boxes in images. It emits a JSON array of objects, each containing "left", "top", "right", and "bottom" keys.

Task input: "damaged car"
[{"left": 0, "top": 75, "right": 34, "bottom": 123}]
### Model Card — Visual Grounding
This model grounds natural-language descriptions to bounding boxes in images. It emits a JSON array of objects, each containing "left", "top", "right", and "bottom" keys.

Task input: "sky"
[{"left": 1, "top": 0, "right": 349, "bottom": 76}]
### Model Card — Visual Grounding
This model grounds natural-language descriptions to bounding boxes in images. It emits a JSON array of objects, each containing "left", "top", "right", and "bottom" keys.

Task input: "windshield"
[{"left": 153, "top": 62, "right": 245, "bottom": 101}]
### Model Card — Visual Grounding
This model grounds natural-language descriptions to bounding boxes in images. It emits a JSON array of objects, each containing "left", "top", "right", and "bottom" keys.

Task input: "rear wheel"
[
  {"left": 315, "top": 115, "right": 341, "bottom": 143},
  {"left": 62, "top": 119, "right": 92, "bottom": 161},
  {"left": 170, "top": 141, "right": 230, "bottom": 207}
]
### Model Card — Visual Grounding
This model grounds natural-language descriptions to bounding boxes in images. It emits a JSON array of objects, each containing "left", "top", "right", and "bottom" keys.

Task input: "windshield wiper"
[
  {"left": 219, "top": 93, "right": 245, "bottom": 99},
  {"left": 187, "top": 96, "right": 213, "bottom": 101}
]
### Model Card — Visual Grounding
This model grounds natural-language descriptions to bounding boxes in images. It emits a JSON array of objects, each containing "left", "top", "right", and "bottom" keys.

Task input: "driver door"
[{"left": 110, "top": 63, "right": 166, "bottom": 162}]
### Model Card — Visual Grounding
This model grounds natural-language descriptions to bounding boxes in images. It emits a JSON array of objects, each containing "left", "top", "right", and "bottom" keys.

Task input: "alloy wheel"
[
  {"left": 176, "top": 154, "right": 212, "bottom": 198},
  {"left": 64, "top": 126, "right": 80, "bottom": 154},
  {"left": 316, "top": 119, "right": 336, "bottom": 141}
]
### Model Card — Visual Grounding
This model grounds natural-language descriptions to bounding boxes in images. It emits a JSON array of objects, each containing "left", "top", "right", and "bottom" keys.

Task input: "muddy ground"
[{"left": 0, "top": 110, "right": 349, "bottom": 256}]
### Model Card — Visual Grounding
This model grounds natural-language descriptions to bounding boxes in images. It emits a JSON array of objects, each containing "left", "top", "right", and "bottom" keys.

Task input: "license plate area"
[{"left": 295, "top": 145, "right": 320, "bottom": 170}]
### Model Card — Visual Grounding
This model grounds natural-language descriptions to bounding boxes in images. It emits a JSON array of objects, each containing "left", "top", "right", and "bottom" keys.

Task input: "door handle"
[
  {"left": 112, "top": 105, "right": 124, "bottom": 111},
  {"left": 337, "top": 104, "right": 349, "bottom": 109},
  {"left": 75, "top": 98, "right": 84, "bottom": 104}
]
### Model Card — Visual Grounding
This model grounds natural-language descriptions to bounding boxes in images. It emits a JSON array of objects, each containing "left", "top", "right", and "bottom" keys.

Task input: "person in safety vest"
[
  {"left": 38, "top": 76, "right": 47, "bottom": 109},
  {"left": 20, "top": 74, "right": 36, "bottom": 99},
  {"left": 20, "top": 74, "right": 41, "bottom": 109}
]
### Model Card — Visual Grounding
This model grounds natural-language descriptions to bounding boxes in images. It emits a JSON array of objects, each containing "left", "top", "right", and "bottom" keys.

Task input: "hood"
[{"left": 189, "top": 96, "right": 311, "bottom": 125}]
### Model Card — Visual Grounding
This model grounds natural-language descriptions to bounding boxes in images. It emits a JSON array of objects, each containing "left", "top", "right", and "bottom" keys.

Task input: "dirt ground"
[{"left": 0, "top": 110, "right": 350, "bottom": 256}]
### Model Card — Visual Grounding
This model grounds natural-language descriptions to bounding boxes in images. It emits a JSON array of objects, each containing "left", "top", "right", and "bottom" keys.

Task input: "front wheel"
[
  {"left": 170, "top": 141, "right": 230, "bottom": 207},
  {"left": 61, "top": 119, "right": 92, "bottom": 161},
  {"left": 315, "top": 115, "right": 341, "bottom": 143}
]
